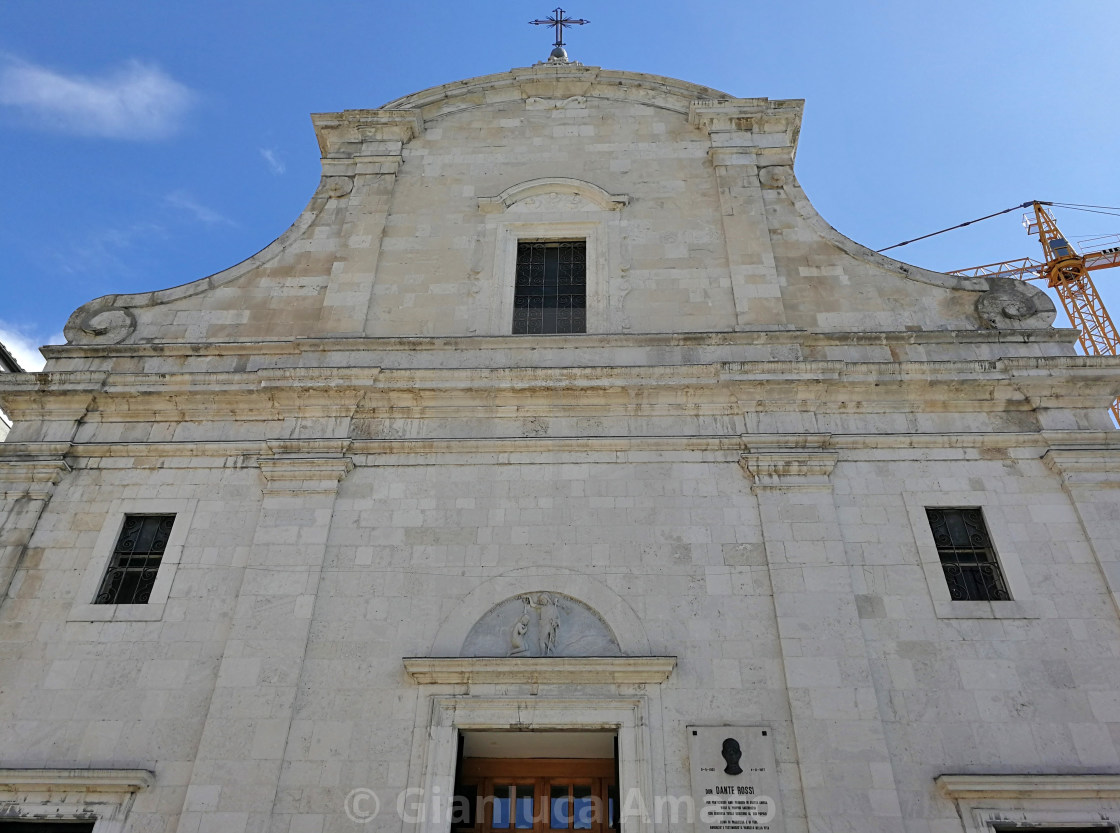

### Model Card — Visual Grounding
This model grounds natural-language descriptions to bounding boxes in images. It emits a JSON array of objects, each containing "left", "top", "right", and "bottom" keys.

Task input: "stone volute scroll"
[
  {"left": 63, "top": 300, "right": 137, "bottom": 345},
  {"left": 976, "top": 277, "right": 1057, "bottom": 330}
]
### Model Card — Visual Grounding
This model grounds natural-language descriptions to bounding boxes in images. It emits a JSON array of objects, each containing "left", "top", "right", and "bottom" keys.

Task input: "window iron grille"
[
  {"left": 513, "top": 241, "right": 587, "bottom": 335},
  {"left": 94, "top": 514, "right": 174, "bottom": 605},
  {"left": 925, "top": 507, "right": 1010, "bottom": 602}
]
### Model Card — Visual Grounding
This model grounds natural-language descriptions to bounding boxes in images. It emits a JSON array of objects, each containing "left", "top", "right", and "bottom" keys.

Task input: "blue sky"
[{"left": 2, "top": 0, "right": 1119, "bottom": 370}]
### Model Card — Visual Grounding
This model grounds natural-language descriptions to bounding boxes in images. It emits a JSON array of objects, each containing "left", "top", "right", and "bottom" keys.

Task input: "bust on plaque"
[{"left": 687, "top": 726, "right": 783, "bottom": 833}]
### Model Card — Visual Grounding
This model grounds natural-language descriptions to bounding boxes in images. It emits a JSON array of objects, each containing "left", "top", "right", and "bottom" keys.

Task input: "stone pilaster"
[
  {"left": 1044, "top": 444, "right": 1120, "bottom": 617},
  {"left": 176, "top": 447, "right": 353, "bottom": 833},
  {"left": 0, "top": 450, "right": 71, "bottom": 604},
  {"left": 309, "top": 109, "right": 423, "bottom": 335},
  {"left": 690, "top": 99, "right": 801, "bottom": 328},
  {"left": 740, "top": 442, "right": 904, "bottom": 833}
]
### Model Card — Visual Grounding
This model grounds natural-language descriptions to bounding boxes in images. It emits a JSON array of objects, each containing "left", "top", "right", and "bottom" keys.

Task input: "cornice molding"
[
  {"left": 258, "top": 451, "right": 354, "bottom": 495},
  {"left": 936, "top": 773, "right": 1120, "bottom": 800},
  {"left": 5, "top": 355, "right": 1119, "bottom": 428},
  {"left": 1043, "top": 447, "right": 1120, "bottom": 486},
  {"left": 403, "top": 656, "right": 677, "bottom": 686},
  {"left": 37, "top": 328, "right": 1082, "bottom": 362},
  {"left": 688, "top": 98, "right": 803, "bottom": 159},
  {"left": 379, "top": 65, "right": 734, "bottom": 118},
  {"left": 5, "top": 431, "right": 1115, "bottom": 465},
  {"left": 739, "top": 450, "right": 838, "bottom": 489},
  {"left": 0, "top": 457, "right": 71, "bottom": 500},
  {"left": 0, "top": 768, "right": 154, "bottom": 793},
  {"left": 310, "top": 109, "right": 424, "bottom": 158}
]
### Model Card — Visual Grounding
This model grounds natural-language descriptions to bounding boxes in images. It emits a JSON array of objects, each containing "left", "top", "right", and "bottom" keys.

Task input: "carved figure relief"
[
  {"left": 509, "top": 614, "right": 531, "bottom": 656},
  {"left": 460, "top": 591, "right": 622, "bottom": 657},
  {"left": 517, "top": 592, "right": 562, "bottom": 656}
]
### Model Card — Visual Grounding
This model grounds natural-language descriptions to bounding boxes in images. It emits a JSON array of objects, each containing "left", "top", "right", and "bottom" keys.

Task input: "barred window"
[
  {"left": 94, "top": 515, "right": 175, "bottom": 605},
  {"left": 513, "top": 240, "right": 586, "bottom": 335},
  {"left": 925, "top": 507, "right": 1010, "bottom": 601}
]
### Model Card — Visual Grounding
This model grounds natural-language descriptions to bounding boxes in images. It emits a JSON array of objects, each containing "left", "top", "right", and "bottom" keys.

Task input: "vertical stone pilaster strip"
[
  {"left": 740, "top": 447, "right": 905, "bottom": 833},
  {"left": 1044, "top": 446, "right": 1120, "bottom": 617},
  {"left": 310, "top": 109, "right": 423, "bottom": 335},
  {"left": 175, "top": 450, "right": 353, "bottom": 833},
  {"left": 0, "top": 456, "right": 71, "bottom": 606},
  {"left": 690, "top": 100, "right": 800, "bottom": 329}
]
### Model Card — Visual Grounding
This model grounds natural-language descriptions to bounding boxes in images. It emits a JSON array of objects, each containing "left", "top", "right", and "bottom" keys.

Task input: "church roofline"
[
  {"left": 377, "top": 64, "right": 737, "bottom": 115},
  {"left": 58, "top": 63, "right": 1049, "bottom": 349}
]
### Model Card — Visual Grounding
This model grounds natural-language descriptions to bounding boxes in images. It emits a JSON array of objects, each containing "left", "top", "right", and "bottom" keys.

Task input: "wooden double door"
[{"left": 454, "top": 758, "right": 617, "bottom": 833}]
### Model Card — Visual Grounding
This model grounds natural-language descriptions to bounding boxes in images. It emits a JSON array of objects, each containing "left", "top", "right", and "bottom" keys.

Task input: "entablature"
[
  {"left": 404, "top": 657, "right": 677, "bottom": 686},
  {"left": 4, "top": 354, "right": 1119, "bottom": 429},
  {"left": 38, "top": 327, "right": 1083, "bottom": 367}
]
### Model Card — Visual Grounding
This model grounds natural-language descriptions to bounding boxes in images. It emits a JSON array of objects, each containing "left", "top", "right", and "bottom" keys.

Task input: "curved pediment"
[
  {"left": 478, "top": 178, "right": 628, "bottom": 214},
  {"left": 54, "top": 61, "right": 1050, "bottom": 353},
  {"left": 380, "top": 64, "right": 735, "bottom": 119}
]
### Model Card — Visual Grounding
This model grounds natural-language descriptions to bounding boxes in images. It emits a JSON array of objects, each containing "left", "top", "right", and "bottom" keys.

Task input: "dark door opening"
[{"left": 453, "top": 731, "right": 618, "bottom": 833}]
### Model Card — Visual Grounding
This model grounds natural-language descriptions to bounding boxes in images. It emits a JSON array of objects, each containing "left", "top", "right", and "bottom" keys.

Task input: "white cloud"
[
  {"left": 259, "top": 147, "right": 286, "bottom": 175},
  {"left": 0, "top": 323, "right": 63, "bottom": 372},
  {"left": 0, "top": 57, "right": 194, "bottom": 140},
  {"left": 164, "top": 191, "right": 235, "bottom": 226}
]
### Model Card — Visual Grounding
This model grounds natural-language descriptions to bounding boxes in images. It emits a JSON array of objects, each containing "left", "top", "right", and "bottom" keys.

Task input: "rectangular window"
[
  {"left": 925, "top": 507, "right": 1010, "bottom": 601},
  {"left": 94, "top": 514, "right": 175, "bottom": 605},
  {"left": 0, "top": 824, "right": 96, "bottom": 832},
  {"left": 513, "top": 240, "right": 586, "bottom": 334}
]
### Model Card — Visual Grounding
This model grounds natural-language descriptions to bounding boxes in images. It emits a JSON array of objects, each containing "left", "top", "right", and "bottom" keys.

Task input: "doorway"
[{"left": 453, "top": 731, "right": 618, "bottom": 833}]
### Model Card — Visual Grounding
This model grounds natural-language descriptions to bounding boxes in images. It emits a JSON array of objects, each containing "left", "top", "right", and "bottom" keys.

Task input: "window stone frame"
[
  {"left": 478, "top": 178, "right": 627, "bottom": 337},
  {"left": 492, "top": 219, "right": 606, "bottom": 336},
  {"left": 68, "top": 498, "right": 196, "bottom": 623},
  {"left": 936, "top": 774, "right": 1120, "bottom": 833},
  {"left": 903, "top": 492, "right": 1037, "bottom": 619},
  {"left": 923, "top": 506, "right": 1010, "bottom": 603},
  {"left": 0, "top": 768, "right": 153, "bottom": 833}
]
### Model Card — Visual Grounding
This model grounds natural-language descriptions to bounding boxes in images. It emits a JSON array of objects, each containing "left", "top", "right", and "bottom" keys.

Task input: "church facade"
[{"left": 2, "top": 59, "right": 1120, "bottom": 833}]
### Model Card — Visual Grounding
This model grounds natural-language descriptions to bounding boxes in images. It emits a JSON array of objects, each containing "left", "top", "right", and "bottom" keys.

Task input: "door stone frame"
[{"left": 408, "top": 696, "right": 656, "bottom": 833}]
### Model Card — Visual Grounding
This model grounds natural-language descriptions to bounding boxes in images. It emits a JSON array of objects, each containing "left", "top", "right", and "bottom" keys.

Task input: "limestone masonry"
[{"left": 2, "top": 61, "right": 1120, "bottom": 833}]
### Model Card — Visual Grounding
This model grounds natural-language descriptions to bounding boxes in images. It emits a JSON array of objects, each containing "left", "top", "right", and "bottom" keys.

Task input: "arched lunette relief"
[
  {"left": 429, "top": 568, "right": 651, "bottom": 657},
  {"left": 460, "top": 591, "right": 622, "bottom": 658}
]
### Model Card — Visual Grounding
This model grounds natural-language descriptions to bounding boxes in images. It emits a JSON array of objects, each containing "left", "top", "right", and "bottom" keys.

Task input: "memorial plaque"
[{"left": 687, "top": 726, "right": 783, "bottom": 833}]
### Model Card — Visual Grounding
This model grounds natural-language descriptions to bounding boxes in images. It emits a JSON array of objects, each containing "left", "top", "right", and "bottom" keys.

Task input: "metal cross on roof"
[{"left": 529, "top": 7, "right": 589, "bottom": 49}]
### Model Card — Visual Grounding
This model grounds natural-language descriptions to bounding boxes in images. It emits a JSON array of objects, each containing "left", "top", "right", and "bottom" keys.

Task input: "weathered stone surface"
[{"left": 2, "top": 61, "right": 1120, "bottom": 833}]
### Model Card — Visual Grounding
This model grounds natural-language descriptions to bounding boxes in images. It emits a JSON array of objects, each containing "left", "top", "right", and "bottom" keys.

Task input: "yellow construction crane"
[{"left": 949, "top": 201, "right": 1120, "bottom": 422}]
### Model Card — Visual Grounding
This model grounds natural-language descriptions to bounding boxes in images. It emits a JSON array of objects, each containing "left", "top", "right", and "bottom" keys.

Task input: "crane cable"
[
  {"left": 876, "top": 201, "right": 1043, "bottom": 253},
  {"left": 1049, "top": 202, "right": 1120, "bottom": 219}
]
